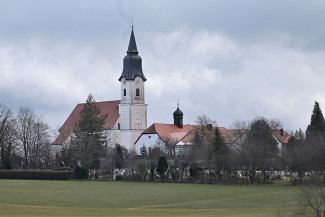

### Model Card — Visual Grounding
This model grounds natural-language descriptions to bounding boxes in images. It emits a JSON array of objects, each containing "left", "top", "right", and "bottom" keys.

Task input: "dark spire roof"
[
  {"left": 119, "top": 28, "right": 146, "bottom": 81},
  {"left": 127, "top": 27, "right": 138, "bottom": 54}
]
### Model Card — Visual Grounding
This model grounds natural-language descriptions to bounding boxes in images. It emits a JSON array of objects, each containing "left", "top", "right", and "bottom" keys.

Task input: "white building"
[
  {"left": 134, "top": 105, "right": 246, "bottom": 154},
  {"left": 135, "top": 106, "right": 291, "bottom": 155}
]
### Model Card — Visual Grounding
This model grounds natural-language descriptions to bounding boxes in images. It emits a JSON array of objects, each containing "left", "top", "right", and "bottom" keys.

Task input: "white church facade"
[{"left": 53, "top": 27, "right": 147, "bottom": 151}]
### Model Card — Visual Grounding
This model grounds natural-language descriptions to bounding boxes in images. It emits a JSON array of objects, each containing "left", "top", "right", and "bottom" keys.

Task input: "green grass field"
[{"left": 0, "top": 180, "right": 300, "bottom": 217}]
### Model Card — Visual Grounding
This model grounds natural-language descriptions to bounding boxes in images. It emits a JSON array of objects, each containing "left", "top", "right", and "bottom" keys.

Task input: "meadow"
[{"left": 0, "top": 180, "right": 300, "bottom": 217}]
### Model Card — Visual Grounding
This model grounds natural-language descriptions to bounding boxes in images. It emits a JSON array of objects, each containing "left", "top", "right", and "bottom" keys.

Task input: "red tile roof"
[
  {"left": 273, "top": 129, "right": 291, "bottom": 144},
  {"left": 141, "top": 123, "right": 239, "bottom": 145},
  {"left": 219, "top": 129, "right": 247, "bottom": 144},
  {"left": 52, "top": 100, "right": 120, "bottom": 145}
]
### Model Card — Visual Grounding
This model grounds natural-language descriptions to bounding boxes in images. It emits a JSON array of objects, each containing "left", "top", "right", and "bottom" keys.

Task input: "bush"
[
  {"left": 156, "top": 156, "right": 168, "bottom": 180},
  {"left": 0, "top": 170, "right": 73, "bottom": 180},
  {"left": 74, "top": 166, "right": 88, "bottom": 179}
]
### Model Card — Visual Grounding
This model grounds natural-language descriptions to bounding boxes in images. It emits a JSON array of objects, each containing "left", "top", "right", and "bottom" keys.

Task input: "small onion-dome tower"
[{"left": 173, "top": 104, "right": 183, "bottom": 129}]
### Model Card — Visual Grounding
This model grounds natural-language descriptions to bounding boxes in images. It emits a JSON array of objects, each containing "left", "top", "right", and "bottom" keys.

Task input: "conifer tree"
[
  {"left": 115, "top": 144, "right": 124, "bottom": 169},
  {"left": 305, "top": 101, "right": 325, "bottom": 172},
  {"left": 140, "top": 145, "right": 147, "bottom": 157},
  {"left": 306, "top": 101, "right": 325, "bottom": 136},
  {"left": 212, "top": 127, "right": 228, "bottom": 180},
  {"left": 71, "top": 94, "right": 106, "bottom": 169},
  {"left": 156, "top": 156, "right": 168, "bottom": 180}
]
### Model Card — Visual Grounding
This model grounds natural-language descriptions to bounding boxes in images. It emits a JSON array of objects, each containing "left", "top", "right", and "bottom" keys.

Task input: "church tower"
[
  {"left": 118, "top": 27, "right": 147, "bottom": 150},
  {"left": 173, "top": 104, "right": 183, "bottom": 129}
]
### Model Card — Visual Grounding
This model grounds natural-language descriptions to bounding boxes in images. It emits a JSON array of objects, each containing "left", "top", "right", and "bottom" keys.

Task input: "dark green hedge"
[
  {"left": 0, "top": 170, "right": 73, "bottom": 180},
  {"left": 74, "top": 166, "right": 88, "bottom": 179}
]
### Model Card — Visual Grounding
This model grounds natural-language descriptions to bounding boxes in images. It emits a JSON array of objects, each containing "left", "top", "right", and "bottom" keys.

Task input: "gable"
[{"left": 52, "top": 100, "right": 120, "bottom": 145}]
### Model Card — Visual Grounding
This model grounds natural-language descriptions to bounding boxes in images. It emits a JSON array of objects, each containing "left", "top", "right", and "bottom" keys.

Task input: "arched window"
[
  {"left": 136, "top": 88, "right": 140, "bottom": 96},
  {"left": 123, "top": 88, "right": 126, "bottom": 96}
]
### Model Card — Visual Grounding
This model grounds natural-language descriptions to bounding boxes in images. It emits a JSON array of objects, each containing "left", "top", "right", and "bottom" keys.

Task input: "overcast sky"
[{"left": 1, "top": 0, "right": 325, "bottom": 134}]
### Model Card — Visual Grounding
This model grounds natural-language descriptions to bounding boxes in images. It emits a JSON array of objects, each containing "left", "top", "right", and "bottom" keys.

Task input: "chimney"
[
  {"left": 280, "top": 128, "right": 284, "bottom": 136},
  {"left": 207, "top": 124, "right": 212, "bottom": 131}
]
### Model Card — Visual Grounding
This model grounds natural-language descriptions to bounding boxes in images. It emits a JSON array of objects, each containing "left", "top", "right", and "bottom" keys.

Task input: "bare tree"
[
  {"left": 147, "top": 146, "right": 165, "bottom": 181},
  {"left": 228, "top": 120, "right": 250, "bottom": 181},
  {"left": 296, "top": 184, "right": 325, "bottom": 217},
  {"left": 195, "top": 114, "right": 216, "bottom": 127},
  {"left": 229, "top": 120, "right": 250, "bottom": 131},
  {"left": 187, "top": 116, "right": 216, "bottom": 180},
  {"left": 136, "top": 159, "right": 148, "bottom": 181},
  {"left": 278, "top": 182, "right": 325, "bottom": 217},
  {"left": 240, "top": 117, "right": 279, "bottom": 183},
  {"left": 16, "top": 107, "right": 52, "bottom": 169},
  {"left": 283, "top": 130, "right": 308, "bottom": 184},
  {"left": 0, "top": 104, "right": 16, "bottom": 169},
  {"left": 157, "top": 137, "right": 178, "bottom": 158},
  {"left": 269, "top": 118, "right": 283, "bottom": 130}
]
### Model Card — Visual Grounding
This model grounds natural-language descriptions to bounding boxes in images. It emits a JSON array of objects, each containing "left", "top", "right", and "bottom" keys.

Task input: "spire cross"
[
  {"left": 177, "top": 99, "right": 180, "bottom": 108},
  {"left": 131, "top": 17, "right": 134, "bottom": 30}
]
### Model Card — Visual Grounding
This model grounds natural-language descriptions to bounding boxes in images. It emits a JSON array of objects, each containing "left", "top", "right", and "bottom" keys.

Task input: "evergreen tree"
[
  {"left": 306, "top": 101, "right": 325, "bottom": 136},
  {"left": 140, "top": 145, "right": 147, "bottom": 157},
  {"left": 115, "top": 144, "right": 124, "bottom": 169},
  {"left": 70, "top": 94, "right": 106, "bottom": 169},
  {"left": 212, "top": 127, "right": 228, "bottom": 180},
  {"left": 156, "top": 156, "right": 168, "bottom": 180},
  {"left": 305, "top": 102, "right": 325, "bottom": 173}
]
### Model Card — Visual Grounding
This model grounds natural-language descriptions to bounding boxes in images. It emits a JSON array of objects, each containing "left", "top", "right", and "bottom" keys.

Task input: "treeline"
[
  {"left": 2, "top": 97, "right": 325, "bottom": 185},
  {"left": 57, "top": 95, "right": 325, "bottom": 185},
  {"left": 0, "top": 104, "right": 54, "bottom": 170}
]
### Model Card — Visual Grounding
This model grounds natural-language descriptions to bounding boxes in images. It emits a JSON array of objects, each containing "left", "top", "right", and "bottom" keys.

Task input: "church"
[
  {"left": 53, "top": 28, "right": 290, "bottom": 155},
  {"left": 53, "top": 27, "right": 147, "bottom": 151}
]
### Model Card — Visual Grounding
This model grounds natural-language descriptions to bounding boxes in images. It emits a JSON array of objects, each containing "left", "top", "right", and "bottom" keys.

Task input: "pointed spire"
[
  {"left": 127, "top": 22, "right": 138, "bottom": 54},
  {"left": 119, "top": 25, "right": 146, "bottom": 81}
]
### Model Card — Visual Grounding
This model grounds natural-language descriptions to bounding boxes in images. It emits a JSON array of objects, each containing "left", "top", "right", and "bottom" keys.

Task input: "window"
[
  {"left": 148, "top": 135, "right": 151, "bottom": 138},
  {"left": 123, "top": 88, "right": 126, "bottom": 96},
  {"left": 118, "top": 123, "right": 120, "bottom": 130},
  {"left": 136, "top": 88, "right": 140, "bottom": 96},
  {"left": 136, "top": 111, "right": 141, "bottom": 120}
]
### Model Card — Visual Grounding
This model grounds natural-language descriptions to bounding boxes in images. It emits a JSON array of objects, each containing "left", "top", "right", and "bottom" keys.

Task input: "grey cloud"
[{"left": 1, "top": 0, "right": 325, "bottom": 132}]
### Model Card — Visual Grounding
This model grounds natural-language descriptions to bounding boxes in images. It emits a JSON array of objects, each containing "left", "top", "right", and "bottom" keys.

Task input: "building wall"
[
  {"left": 118, "top": 76, "right": 147, "bottom": 150},
  {"left": 134, "top": 133, "right": 161, "bottom": 154},
  {"left": 120, "top": 77, "right": 145, "bottom": 104}
]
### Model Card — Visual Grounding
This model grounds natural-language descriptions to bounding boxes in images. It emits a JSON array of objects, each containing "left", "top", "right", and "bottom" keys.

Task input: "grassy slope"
[{"left": 0, "top": 180, "right": 299, "bottom": 217}]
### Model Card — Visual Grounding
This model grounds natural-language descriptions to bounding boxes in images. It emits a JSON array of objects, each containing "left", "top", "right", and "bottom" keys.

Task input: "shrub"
[
  {"left": 0, "top": 170, "right": 73, "bottom": 180},
  {"left": 156, "top": 156, "right": 168, "bottom": 180},
  {"left": 74, "top": 166, "right": 88, "bottom": 179},
  {"left": 170, "top": 170, "right": 179, "bottom": 182}
]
